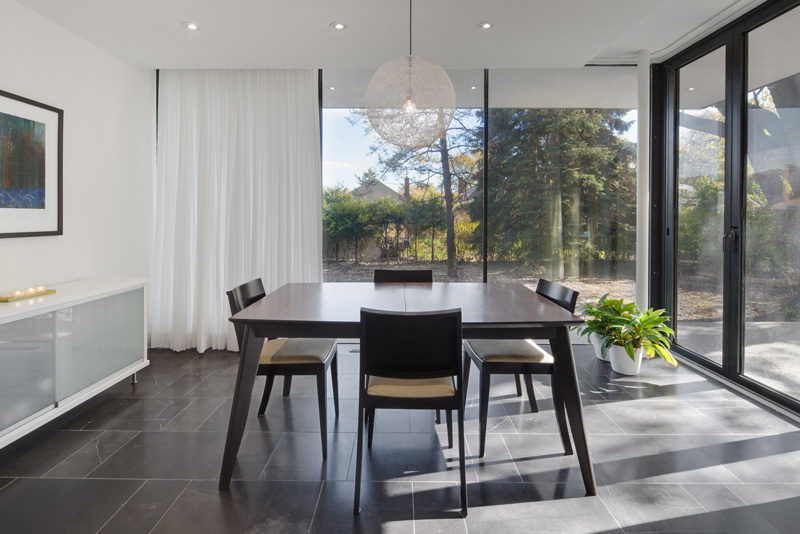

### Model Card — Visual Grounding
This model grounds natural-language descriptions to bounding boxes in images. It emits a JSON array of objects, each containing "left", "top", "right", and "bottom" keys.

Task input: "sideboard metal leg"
[{"left": 130, "top": 373, "right": 138, "bottom": 385}]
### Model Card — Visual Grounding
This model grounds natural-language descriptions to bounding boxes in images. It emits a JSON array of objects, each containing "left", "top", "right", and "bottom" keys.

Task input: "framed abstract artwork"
[{"left": 0, "top": 89, "right": 63, "bottom": 238}]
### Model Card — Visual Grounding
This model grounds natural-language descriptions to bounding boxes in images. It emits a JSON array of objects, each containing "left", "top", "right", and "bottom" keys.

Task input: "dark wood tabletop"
[{"left": 230, "top": 282, "right": 583, "bottom": 336}]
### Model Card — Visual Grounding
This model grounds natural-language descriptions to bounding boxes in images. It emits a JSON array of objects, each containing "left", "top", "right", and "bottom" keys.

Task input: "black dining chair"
[
  {"left": 354, "top": 308, "right": 467, "bottom": 517},
  {"left": 373, "top": 268, "right": 433, "bottom": 283},
  {"left": 372, "top": 268, "right": 453, "bottom": 441},
  {"left": 227, "top": 278, "right": 339, "bottom": 459},
  {"left": 463, "top": 279, "right": 577, "bottom": 458}
]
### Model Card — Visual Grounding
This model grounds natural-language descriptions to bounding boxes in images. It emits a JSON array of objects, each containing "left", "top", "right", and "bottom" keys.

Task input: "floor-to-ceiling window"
[
  {"left": 675, "top": 47, "right": 727, "bottom": 366},
  {"left": 485, "top": 68, "right": 638, "bottom": 310},
  {"left": 321, "top": 67, "right": 639, "bottom": 309},
  {"left": 743, "top": 4, "right": 800, "bottom": 399},
  {"left": 321, "top": 69, "right": 484, "bottom": 281},
  {"left": 657, "top": 0, "right": 800, "bottom": 410}
]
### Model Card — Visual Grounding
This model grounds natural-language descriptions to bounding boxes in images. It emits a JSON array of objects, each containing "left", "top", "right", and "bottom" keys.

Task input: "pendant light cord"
[{"left": 409, "top": 0, "right": 412, "bottom": 56}]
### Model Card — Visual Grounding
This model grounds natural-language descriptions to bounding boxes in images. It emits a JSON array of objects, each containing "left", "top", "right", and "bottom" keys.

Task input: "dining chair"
[
  {"left": 372, "top": 268, "right": 453, "bottom": 441},
  {"left": 373, "top": 268, "right": 433, "bottom": 283},
  {"left": 354, "top": 308, "right": 467, "bottom": 517},
  {"left": 463, "top": 279, "right": 577, "bottom": 458},
  {"left": 226, "top": 278, "right": 339, "bottom": 459}
]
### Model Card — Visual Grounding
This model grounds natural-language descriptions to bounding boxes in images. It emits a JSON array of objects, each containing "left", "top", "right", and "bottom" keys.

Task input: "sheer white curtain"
[{"left": 150, "top": 69, "right": 322, "bottom": 352}]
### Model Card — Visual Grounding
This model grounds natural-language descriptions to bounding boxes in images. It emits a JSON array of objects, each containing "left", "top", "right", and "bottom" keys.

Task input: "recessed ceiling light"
[
  {"left": 688, "top": 87, "right": 696, "bottom": 91},
  {"left": 184, "top": 22, "right": 199, "bottom": 31},
  {"left": 328, "top": 86, "right": 336, "bottom": 91},
  {"left": 330, "top": 22, "right": 346, "bottom": 30},
  {"left": 478, "top": 21, "right": 493, "bottom": 30},
  {"left": 470, "top": 86, "right": 477, "bottom": 91}
]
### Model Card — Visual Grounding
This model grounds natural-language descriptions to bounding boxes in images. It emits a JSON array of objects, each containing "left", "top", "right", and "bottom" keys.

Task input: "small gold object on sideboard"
[{"left": 0, "top": 286, "right": 56, "bottom": 302}]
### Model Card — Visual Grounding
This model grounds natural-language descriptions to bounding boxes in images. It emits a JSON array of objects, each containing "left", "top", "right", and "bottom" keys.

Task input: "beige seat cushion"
[
  {"left": 466, "top": 339, "right": 554, "bottom": 364},
  {"left": 367, "top": 376, "right": 455, "bottom": 398},
  {"left": 259, "top": 338, "right": 335, "bottom": 365}
]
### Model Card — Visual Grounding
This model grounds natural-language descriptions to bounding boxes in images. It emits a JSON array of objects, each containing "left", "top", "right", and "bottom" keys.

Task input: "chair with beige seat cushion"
[
  {"left": 227, "top": 278, "right": 339, "bottom": 460},
  {"left": 371, "top": 268, "right": 453, "bottom": 441},
  {"left": 354, "top": 308, "right": 467, "bottom": 517},
  {"left": 463, "top": 279, "right": 576, "bottom": 459}
]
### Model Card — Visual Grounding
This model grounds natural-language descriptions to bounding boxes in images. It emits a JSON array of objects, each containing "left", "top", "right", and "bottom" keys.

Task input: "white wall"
[{"left": 0, "top": 0, "right": 155, "bottom": 292}]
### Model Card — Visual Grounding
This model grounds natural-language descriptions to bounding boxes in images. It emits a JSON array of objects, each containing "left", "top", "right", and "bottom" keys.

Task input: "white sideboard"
[{"left": 0, "top": 277, "right": 148, "bottom": 448}]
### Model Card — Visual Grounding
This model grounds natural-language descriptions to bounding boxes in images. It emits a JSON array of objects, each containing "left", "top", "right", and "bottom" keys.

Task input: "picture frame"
[{"left": 0, "top": 89, "right": 63, "bottom": 238}]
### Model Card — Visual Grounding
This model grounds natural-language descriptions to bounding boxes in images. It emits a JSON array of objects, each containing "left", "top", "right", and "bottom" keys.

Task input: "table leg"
[
  {"left": 550, "top": 326, "right": 596, "bottom": 496},
  {"left": 218, "top": 325, "right": 263, "bottom": 490}
]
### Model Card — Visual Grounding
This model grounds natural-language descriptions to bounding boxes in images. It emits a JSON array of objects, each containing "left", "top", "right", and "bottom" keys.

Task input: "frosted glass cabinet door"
[
  {"left": 56, "top": 289, "right": 144, "bottom": 401},
  {"left": 0, "top": 313, "right": 55, "bottom": 432}
]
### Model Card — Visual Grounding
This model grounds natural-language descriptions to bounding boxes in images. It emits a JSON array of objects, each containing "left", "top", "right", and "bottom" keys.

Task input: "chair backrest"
[
  {"left": 535, "top": 279, "right": 579, "bottom": 313},
  {"left": 226, "top": 278, "right": 266, "bottom": 347},
  {"left": 359, "top": 308, "right": 462, "bottom": 381},
  {"left": 373, "top": 269, "right": 433, "bottom": 283}
]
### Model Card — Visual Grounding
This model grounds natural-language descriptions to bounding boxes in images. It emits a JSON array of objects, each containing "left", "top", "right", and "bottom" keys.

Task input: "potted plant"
[
  {"left": 602, "top": 307, "right": 678, "bottom": 375},
  {"left": 576, "top": 294, "right": 637, "bottom": 361}
]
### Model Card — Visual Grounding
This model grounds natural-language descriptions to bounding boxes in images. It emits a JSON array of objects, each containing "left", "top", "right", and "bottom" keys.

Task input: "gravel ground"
[
  {"left": 324, "top": 259, "right": 797, "bottom": 321},
  {"left": 324, "top": 260, "right": 635, "bottom": 313}
]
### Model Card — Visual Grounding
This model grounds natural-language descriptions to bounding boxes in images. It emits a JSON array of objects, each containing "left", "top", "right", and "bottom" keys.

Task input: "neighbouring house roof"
[{"left": 351, "top": 179, "right": 402, "bottom": 202}]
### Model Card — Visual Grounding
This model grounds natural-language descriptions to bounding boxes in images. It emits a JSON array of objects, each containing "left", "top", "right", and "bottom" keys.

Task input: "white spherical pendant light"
[{"left": 365, "top": 1, "right": 455, "bottom": 149}]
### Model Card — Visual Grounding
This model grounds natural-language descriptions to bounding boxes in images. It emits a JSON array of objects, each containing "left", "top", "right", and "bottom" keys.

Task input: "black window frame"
[{"left": 651, "top": 0, "right": 800, "bottom": 412}]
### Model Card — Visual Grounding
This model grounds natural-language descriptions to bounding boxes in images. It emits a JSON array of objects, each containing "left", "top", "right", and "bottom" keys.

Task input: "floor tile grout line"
[
  {"left": 591, "top": 401, "right": 627, "bottom": 434},
  {"left": 192, "top": 397, "right": 230, "bottom": 432},
  {"left": 39, "top": 431, "right": 104, "bottom": 478},
  {"left": 719, "top": 483, "right": 791, "bottom": 534},
  {"left": 148, "top": 480, "right": 191, "bottom": 534},
  {"left": 259, "top": 431, "right": 286, "bottom": 478},
  {"left": 0, "top": 477, "right": 17, "bottom": 495},
  {"left": 149, "top": 396, "right": 187, "bottom": 422},
  {"left": 83, "top": 431, "right": 142, "bottom": 479},
  {"left": 306, "top": 480, "right": 325, "bottom": 533},
  {"left": 411, "top": 481, "right": 416, "bottom": 534},
  {"left": 175, "top": 372, "right": 217, "bottom": 400},
  {"left": 461, "top": 430, "right": 480, "bottom": 483},
  {"left": 499, "top": 433, "right": 524, "bottom": 483},
  {"left": 596, "top": 492, "right": 625, "bottom": 532},
  {"left": 94, "top": 478, "right": 148, "bottom": 534},
  {"left": 161, "top": 397, "right": 200, "bottom": 430},
  {"left": 678, "top": 483, "right": 712, "bottom": 512},
  {"left": 13, "top": 475, "right": 800, "bottom": 485},
  {"left": 344, "top": 431, "right": 356, "bottom": 483}
]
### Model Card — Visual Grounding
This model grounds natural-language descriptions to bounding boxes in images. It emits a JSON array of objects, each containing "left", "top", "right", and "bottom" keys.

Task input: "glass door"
[
  {"left": 742, "top": 6, "right": 800, "bottom": 400},
  {"left": 660, "top": 0, "right": 800, "bottom": 411},
  {"left": 674, "top": 46, "right": 728, "bottom": 366}
]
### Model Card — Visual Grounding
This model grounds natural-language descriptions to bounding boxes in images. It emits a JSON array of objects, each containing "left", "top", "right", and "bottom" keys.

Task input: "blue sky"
[{"left": 323, "top": 108, "right": 638, "bottom": 191}]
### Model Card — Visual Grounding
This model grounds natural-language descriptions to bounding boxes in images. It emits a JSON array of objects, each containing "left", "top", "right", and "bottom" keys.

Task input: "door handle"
[{"left": 723, "top": 227, "right": 738, "bottom": 251}]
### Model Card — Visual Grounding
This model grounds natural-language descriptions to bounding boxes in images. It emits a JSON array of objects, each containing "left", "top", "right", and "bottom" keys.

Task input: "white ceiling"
[{"left": 18, "top": 0, "right": 768, "bottom": 69}]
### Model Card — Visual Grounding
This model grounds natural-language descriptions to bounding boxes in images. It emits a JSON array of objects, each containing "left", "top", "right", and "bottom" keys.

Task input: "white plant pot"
[
  {"left": 609, "top": 345, "right": 644, "bottom": 375},
  {"left": 589, "top": 332, "right": 607, "bottom": 361}
]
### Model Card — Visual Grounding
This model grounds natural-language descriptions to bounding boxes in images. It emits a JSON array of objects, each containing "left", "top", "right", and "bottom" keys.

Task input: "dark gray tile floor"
[{"left": 1, "top": 344, "right": 799, "bottom": 533}]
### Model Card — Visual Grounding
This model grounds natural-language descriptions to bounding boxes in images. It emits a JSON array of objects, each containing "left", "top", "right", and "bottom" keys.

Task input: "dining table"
[{"left": 220, "top": 281, "right": 596, "bottom": 495}]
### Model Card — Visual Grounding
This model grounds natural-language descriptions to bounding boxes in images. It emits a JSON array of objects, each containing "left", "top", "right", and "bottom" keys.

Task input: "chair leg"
[
  {"left": 462, "top": 352, "right": 471, "bottom": 408},
  {"left": 354, "top": 398, "right": 365, "bottom": 515},
  {"left": 523, "top": 374, "right": 539, "bottom": 413},
  {"left": 458, "top": 404, "right": 468, "bottom": 517},
  {"left": 478, "top": 370, "right": 490, "bottom": 458},
  {"left": 515, "top": 374, "right": 523, "bottom": 397},
  {"left": 283, "top": 375, "right": 293, "bottom": 397},
  {"left": 436, "top": 410, "right": 441, "bottom": 424},
  {"left": 367, "top": 408, "right": 376, "bottom": 450},
  {"left": 316, "top": 371, "right": 327, "bottom": 460},
  {"left": 330, "top": 351, "right": 340, "bottom": 419},
  {"left": 258, "top": 375, "right": 275, "bottom": 416},
  {"left": 446, "top": 409, "right": 453, "bottom": 449},
  {"left": 551, "top": 373, "right": 573, "bottom": 455}
]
